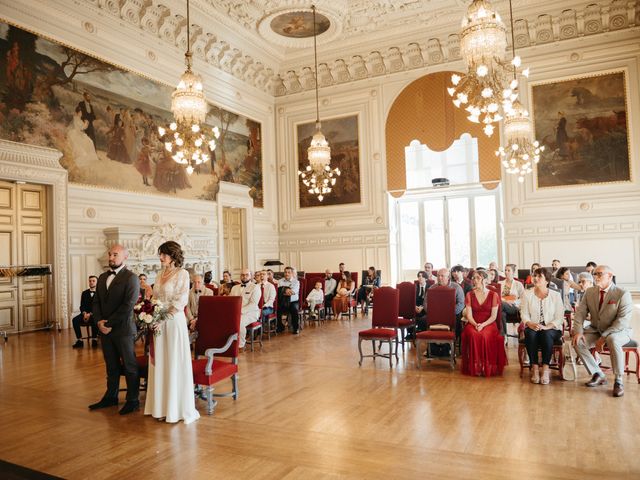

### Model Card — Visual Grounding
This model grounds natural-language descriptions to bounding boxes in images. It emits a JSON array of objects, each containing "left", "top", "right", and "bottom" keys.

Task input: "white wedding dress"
[
  {"left": 145, "top": 268, "right": 200, "bottom": 424},
  {"left": 66, "top": 114, "right": 99, "bottom": 168}
]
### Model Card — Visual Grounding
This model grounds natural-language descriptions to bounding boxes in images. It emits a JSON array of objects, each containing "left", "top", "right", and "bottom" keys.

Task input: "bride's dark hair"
[{"left": 158, "top": 241, "right": 184, "bottom": 268}]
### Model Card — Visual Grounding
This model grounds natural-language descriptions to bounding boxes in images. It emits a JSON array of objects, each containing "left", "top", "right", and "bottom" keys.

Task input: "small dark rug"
[{"left": 0, "top": 460, "right": 64, "bottom": 480}]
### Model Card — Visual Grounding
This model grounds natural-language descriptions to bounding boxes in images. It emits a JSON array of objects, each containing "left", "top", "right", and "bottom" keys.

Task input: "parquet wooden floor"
[{"left": 1, "top": 305, "right": 639, "bottom": 479}]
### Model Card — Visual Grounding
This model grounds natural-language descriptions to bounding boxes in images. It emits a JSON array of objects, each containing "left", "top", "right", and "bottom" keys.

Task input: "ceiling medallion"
[{"left": 270, "top": 10, "right": 330, "bottom": 38}]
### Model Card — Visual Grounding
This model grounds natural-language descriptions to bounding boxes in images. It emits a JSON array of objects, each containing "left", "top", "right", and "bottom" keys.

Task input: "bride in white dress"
[
  {"left": 66, "top": 106, "right": 99, "bottom": 168},
  {"left": 144, "top": 241, "right": 200, "bottom": 424}
]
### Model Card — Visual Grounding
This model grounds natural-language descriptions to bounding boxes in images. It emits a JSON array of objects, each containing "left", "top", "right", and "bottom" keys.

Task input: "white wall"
[{"left": 275, "top": 84, "right": 390, "bottom": 281}]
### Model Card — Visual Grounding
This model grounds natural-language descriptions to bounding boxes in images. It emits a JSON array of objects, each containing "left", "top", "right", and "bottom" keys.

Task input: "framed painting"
[
  {"left": 296, "top": 114, "right": 361, "bottom": 208},
  {"left": 531, "top": 70, "right": 630, "bottom": 188},
  {"left": 0, "top": 21, "right": 263, "bottom": 207}
]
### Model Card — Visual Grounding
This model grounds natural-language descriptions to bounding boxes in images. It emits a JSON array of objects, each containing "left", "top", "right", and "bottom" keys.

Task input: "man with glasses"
[
  {"left": 572, "top": 265, "right": 633, "bottom": 397},
  {"left": 230, "top": 268, "right": 261, "bottom": 348}
]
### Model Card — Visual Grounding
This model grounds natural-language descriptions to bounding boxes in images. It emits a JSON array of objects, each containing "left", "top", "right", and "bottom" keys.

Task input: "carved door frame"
[
  {"left": 216, "top": 182, "right": 255, "bottom": 279},
  {"left": 0, "top": 140, "right": 69, "bottom": 329}
]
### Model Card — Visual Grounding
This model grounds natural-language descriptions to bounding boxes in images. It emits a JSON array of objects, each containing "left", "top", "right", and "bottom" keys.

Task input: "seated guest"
[
  {"left": 572, "top": 265, "right": 633, "bottom": 398},
  {"left": 72, "top": 275, "right": 99, "bottom": 348},
  {"left": 423, "top": 262, "right": 436, "bottom": 283},
  {"left": 405, "top": 271, "right": 429, "bottom": 340},
  {"left": 423, "top": 268, "right": 464, "bottom": 340},
  {"left": 556, "top": 266, "right": 580, "bottom": 313},
  {"left": 277, "top": 266, "right": 300, "bottom": 333},
  {"left": 451, "top": 265, "right": 472, "bottom": 294},
  {"left": 266, "top": 269, "right": 276, "bottom": 284},
  {"left": 203, "top": 270, "right": 218, "bottom": 289},
  {"left": 323, "top": 269, "right": 337, "bottom": 309},
  {"left": 338, "top": 262, "right": 345, "bottom": 275},
  {"left": 138, "top": 273, "right": 153, "bottom": 300},
  {"left": 499, "top": 264, "right": 525, "bottom": 336},
  {"left": 585, "top": 261, "right": 597, "bottom": 274},
  {"left": 306, "top": 281, "right": 324, "bottom": 319},
  {"left": 230, "top": 268, "right": 261, "bottom": 347},
  {"left": 258, "top": 270, "right": 276, "bottom": 321},
  {"left": 218, "top": 270, "right": 235, "bottom": 296},
  {"left": 488, "top": 261, "right": 504, "bottom": 279},
  {"left": 414, "top": 270, "right": 428, "bottom": 322},
  {"left": 520, "top": 267, "right": 564, "bottom": 384},
  {"left": 332, "top": 271, "right": 354, "bottom": 317},
  {"left": 525, "top": 262, "right": 541, "bottom": 287},
  {"left": 487, "top": 268, "right": 499, "bottom": 285},
  {"left": 551, "top": 259, "right": 561, "bottom": 276},
  {"left": 461, "top": 270, "right": 506, "bottom": 377},
  {"left": 253, "top": 270, "right": 261, "bottom": 283},
  {"left": 575, "top": 271, "right": 594, "bottom": 307},
  {"left": 186, "top": 274, "right": 213, "bottom": 331},
  {"left": 357, "top": 266, "right": 380, "bottom": 314}
]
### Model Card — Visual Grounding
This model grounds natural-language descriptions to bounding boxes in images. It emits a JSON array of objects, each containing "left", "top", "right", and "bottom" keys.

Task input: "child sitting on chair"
[{"left": 306, "top": 281, "right": 324, "bottom": 319}]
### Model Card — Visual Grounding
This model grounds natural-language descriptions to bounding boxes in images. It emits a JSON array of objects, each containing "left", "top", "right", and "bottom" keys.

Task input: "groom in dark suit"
[{"left": 89, "top": 244, "right": 141, "bottom": 414}]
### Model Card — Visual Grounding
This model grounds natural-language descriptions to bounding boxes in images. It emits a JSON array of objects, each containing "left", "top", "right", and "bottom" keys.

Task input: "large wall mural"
[{"left": 0, "top": 21, "right": 263, "bottom": 206}]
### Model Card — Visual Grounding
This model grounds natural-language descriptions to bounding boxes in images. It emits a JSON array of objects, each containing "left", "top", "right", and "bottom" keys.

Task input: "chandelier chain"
[{"left": 313, "top": 5, "right": 319, "bottom": 125}]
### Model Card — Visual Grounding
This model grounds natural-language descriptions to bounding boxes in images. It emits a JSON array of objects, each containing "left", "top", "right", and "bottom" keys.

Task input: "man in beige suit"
[
  {"left": 186, "top": 274, "right": 213, "bottom": 330},
  {"left": 572, "top": 265, "right": 633, "bottom": 397}
]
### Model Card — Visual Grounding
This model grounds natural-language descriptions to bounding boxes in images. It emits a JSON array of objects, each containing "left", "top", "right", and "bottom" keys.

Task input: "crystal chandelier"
[
  {"left": 448, "top": 0, "right": 524, "bottom": 137},
  {"left": 496, "top": 0, "right": 544, "bottom": 183},
  {"left": 298, "top": 5, "right": 340, "bottom": 202},
  {"left": 158, "top": 0, "right": 219, "bottom": 175}
]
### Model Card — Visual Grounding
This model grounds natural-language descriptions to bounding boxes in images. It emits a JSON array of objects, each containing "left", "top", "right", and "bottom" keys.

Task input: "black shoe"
[
  {"left": 119, "top": 401, "right": 140, "bottom": 415},
  {"left": 89, "top": 398, "right": 118, "bottom": 410},
  {"left": 72, "top": 340, "right": 84, "bottom": 349},
  {"left": 585, "top": 373, "right": 607, "bottom": 387},
  {"left": 91, "top": 339, "right": 98, "bottom": 348}
]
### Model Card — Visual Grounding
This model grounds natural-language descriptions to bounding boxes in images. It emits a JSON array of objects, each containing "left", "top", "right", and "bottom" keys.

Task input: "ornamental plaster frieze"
[
  {"left": 47, "top": 0, "right": 640, "bottom": 98},
  {"left": 103, "top": 223, "right": 217, "bottom": 274},
  {"left": 78, "top": 0, "right": 285, "bottom": 96},
  {"left": 277, "top": 0, "right": 640, "bottom": 96}
]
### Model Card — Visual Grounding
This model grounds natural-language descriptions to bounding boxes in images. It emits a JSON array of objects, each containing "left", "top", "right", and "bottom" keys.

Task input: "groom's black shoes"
[
  {"left": 119, "top": 401, "right": 140, "bottom": 415},
  {"left": 89, "top": 398, "right": 118, "bottom": 410}
]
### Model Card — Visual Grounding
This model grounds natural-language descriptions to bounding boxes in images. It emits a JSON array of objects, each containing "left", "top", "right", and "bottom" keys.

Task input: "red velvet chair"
[
  {"left": 192, "top": 296, "right": 241, "bottom": 414},
  {"left": 415, "top": 287, "right": 456, "bottom": 369},
  {"left": 517, "top": 323, "right": 569, "bottom": 380},
  {"left": 589, "top": 340, "right": 640, "bottom": 384},
  {"left": 358, "top": 287, "right": 399, "bottom": 368},
  {"left": 396, "top": 281, "right": 417, "bottom": 353}
]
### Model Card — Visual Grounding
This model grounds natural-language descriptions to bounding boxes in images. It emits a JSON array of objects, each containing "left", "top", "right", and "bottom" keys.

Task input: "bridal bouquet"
[{"left": 133, "top": 298, "right": 171, "bottom": 336}]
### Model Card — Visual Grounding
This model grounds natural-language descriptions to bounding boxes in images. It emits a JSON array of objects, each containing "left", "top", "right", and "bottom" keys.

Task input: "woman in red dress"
[{"left": 461, "top": 269, "right": 507, "bottom": 376}]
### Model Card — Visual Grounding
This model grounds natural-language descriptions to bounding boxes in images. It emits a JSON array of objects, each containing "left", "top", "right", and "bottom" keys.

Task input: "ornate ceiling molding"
[
  {"left": 73, "top": 1, "right": 640, "bottom": 98},
  {"left": 277, "top": 1, "right": 640, "bottom": 96}
]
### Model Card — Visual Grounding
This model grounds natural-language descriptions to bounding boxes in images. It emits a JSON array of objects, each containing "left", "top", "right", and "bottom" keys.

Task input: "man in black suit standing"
[
  {"left": 78, "top": 91, "right": 97, "bottom": 149},
  {"left": 89, "top": 244, "right": 140, "bottom": 415},
  {"left": 72, "top": 275, "right": 98, "bottom": 348}
]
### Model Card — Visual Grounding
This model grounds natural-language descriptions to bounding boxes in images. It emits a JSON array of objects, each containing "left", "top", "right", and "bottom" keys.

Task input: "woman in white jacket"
[{"left": 520, "top": 267, "right": 565, "bottom": 385}]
